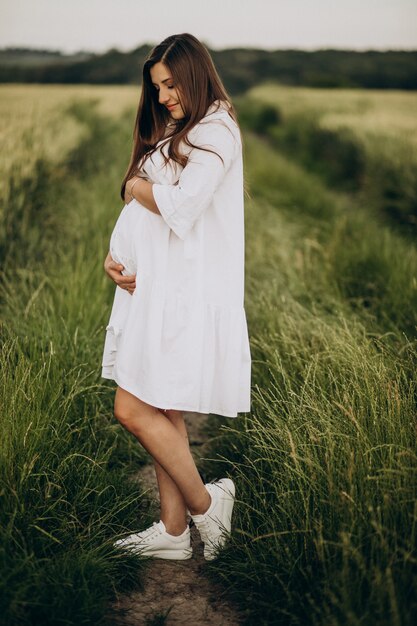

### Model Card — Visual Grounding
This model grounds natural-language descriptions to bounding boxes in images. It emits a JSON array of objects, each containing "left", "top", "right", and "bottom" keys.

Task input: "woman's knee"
[
  {"left": 114, "top": 403, "right": 138, "bottom": 431},
  {"left": 114, "top": 386, "right": 157, "bottom": 430}
]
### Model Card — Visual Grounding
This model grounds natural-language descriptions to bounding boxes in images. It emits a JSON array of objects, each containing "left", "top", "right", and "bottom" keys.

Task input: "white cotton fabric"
[{"left": 101, "top": 99, "right": 252, "bottom": 418}]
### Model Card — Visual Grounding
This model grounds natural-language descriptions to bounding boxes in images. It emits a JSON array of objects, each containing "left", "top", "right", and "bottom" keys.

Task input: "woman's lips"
[{"left": 167, "top": 104, "right": 177, "bottom": 110}]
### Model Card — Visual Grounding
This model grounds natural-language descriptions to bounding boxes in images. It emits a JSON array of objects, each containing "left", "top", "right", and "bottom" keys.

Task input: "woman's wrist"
[
  {"left": 130, "top": 177, "right": 142, "bottom": 200},
  {"left": 125, "top": 175, "right": 158, "bottom": 214},
  {"left": 127, "top": 175, "right": 147, "bottom": 202}
]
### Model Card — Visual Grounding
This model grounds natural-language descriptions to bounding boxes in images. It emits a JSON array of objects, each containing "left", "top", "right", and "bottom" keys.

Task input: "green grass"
[
  {"left": 1, "top": 90, "right": 416, "bottom": 626},
  {"left": 235, "top": 94, "right": 417, "bottom": 235},
  {"left": 0, "top": 101, "right": 154, "bottom": 625},
  {"left": 199, "top": 132, "right": 417, "bottom": 626}
]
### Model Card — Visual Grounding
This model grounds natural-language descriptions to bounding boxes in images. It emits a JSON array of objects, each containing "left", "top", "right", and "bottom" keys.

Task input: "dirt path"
[{"left": 109, "top": 412, "right": 245, "bottom": 626}]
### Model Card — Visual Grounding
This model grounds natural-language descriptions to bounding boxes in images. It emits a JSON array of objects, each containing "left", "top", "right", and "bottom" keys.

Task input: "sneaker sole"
[{"left": 147, "top": 547, "right": 193, "bottom": 560}]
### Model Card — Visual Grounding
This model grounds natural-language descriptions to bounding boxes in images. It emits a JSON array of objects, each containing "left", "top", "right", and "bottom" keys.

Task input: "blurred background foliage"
[{"left": 1, "top": 45, "right": 416, "bottom": 92}]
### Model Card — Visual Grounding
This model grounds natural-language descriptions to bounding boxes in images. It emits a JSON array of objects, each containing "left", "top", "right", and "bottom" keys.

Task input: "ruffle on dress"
[{"left": 101, "top": 323, "right": 123, "bottom": 379}]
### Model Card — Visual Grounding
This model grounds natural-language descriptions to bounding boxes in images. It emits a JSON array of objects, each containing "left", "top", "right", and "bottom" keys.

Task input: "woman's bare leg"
[
  {"left": 114, "top": 387, "right": 211, "bottom": 524},
  {"left": 153, "top": 409, "right": 189, "bottom": 535}
]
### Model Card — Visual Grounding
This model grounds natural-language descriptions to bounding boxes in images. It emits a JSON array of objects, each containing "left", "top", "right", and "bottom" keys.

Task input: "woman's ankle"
[
  {"left": 163, "top": 521, "right": 189, "bottom": 536},
  {"left": 160, "top": 511, "right": 188, "bottom": 536}
]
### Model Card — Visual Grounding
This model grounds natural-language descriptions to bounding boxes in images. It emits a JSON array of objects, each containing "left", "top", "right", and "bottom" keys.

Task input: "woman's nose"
[{"left": 159, "top": 90, "right": 170, "bottom": 104}]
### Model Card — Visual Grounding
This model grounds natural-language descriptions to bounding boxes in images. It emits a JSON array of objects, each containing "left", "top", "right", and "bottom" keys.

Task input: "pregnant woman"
[{"left": 102, "top": 33, "right": 251, "bottom": 561}]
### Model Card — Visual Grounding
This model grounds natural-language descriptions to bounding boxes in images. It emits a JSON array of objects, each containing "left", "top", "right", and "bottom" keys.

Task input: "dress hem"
[{"left": 101, "top": 370, "right": 250, "bottom": 419}]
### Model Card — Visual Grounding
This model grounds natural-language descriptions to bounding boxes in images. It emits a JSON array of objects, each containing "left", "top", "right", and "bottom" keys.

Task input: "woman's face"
[{"left": 150, "top": 62, "right": 186, "bottom": 120}]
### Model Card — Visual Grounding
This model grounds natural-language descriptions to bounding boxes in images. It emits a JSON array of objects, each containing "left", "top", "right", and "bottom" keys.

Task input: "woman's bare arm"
[{"left": 126, "top": 176, "right": 161, "bottom": 215}]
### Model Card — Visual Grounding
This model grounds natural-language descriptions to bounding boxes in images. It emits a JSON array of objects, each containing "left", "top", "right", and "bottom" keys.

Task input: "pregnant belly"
[{"left": 109, "top": 200, "right": 146, "bottom": 276}]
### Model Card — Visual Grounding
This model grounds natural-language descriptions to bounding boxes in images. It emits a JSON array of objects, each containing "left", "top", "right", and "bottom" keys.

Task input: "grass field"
[
  {"left": 0, "top": 84, "right": 139, "bottom": 207},
  {"left": 200, "top": 129, "right": 417, "bottom": 625},
  {"left": 248, "top": 83, "right": 417, "bottom": 148},
  {"left": 0, "top": 87, "right": 153, "bottom": 626},
  {"left": 0, "top": 84, "right": 416, "bottom": 626},
  {"left": 237, "top": 85, "right": 417, "bottom": 234}
]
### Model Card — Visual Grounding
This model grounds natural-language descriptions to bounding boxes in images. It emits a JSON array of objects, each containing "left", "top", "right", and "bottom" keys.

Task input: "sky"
[{"left": 1, "top": 0, "right": 416, "bottom": 54}]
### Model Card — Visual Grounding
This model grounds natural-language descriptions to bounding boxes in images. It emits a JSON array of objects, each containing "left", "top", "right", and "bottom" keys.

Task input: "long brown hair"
[{"left": 120, "top": 33, "right": 242, "bottom": 201}]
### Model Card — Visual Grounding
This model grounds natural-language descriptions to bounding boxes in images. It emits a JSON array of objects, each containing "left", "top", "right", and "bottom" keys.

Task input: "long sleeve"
[{"left": 151, "top": 118, "right": 239, "bottom": 240}]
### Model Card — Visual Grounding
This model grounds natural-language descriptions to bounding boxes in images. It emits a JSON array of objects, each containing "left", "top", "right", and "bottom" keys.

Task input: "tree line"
[{"left": 1, "top": 45, "right": 416, "bottom": 93}]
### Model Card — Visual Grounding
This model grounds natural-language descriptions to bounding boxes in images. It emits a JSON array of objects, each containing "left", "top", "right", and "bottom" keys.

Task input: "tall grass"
[
  {"left": 0, "top": 84, "right": 140, "bottom": 207},
  {"left": 0, "top": 99, "right": 154, "bottom": 625},
  {"left": 2, "top": 85, "right": 416, "bottom": 625},
  {"left": 235, "top": 91, "right": 417, "bottom": 233},
  {"left": 199, "top": 132, "right": 417, "bottom": 625}
]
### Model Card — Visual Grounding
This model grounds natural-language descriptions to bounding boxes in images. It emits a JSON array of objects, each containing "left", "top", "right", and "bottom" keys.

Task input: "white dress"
[{"left": 101, "top": 99, "right": 251, "bottom": 418}]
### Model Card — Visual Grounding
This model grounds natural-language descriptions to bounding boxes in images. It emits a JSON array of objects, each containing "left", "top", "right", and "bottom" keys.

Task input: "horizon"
[{"left": 1, "top": 43, "right": 416, "bottom": 56}]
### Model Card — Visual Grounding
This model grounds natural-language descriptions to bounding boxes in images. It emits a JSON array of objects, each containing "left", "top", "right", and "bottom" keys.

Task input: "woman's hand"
[{"left": 104, "top": 251, "right": 136, "bottom": 295}]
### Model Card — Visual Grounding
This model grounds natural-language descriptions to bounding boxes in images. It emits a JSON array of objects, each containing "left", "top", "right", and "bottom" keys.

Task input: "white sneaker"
[
  {"left": 191, "top": 478, "right": 236, "bottom": 561},
  {"left": 114, "top": 520, "right": 192, "bottom": 560}
]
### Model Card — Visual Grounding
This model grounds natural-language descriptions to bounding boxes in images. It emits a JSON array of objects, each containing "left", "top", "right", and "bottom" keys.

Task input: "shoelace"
[
  {"left": 120, "top": 521, "right": 162, "bottom": 546},
  {"left": 142, "top": 521, "right": 164, "bottom": 541}
]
